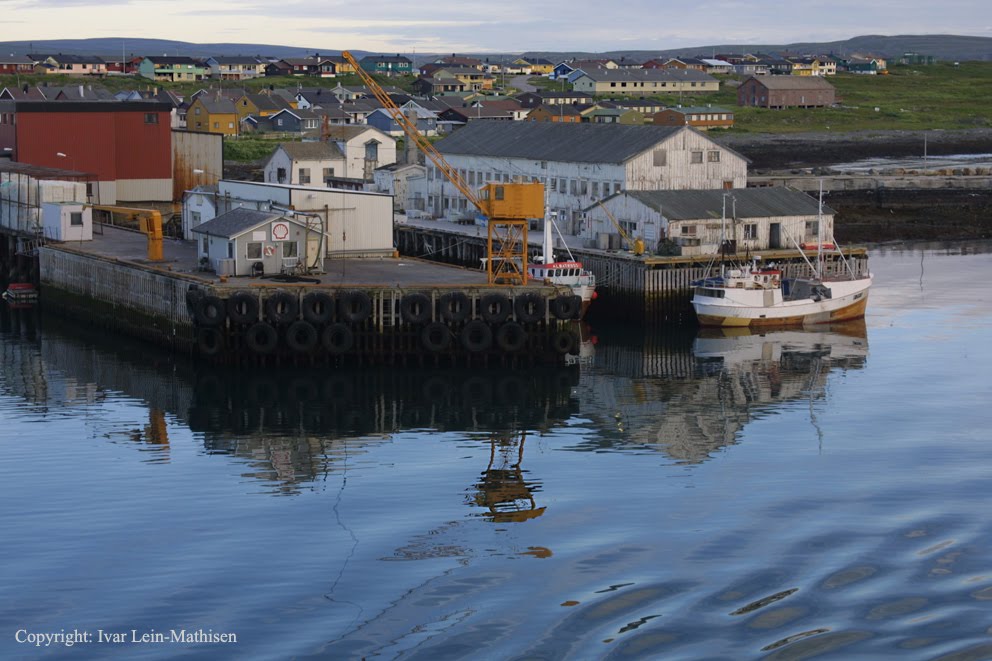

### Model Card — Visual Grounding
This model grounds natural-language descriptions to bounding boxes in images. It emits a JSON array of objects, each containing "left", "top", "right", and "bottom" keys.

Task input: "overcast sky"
[{"left": 4, "top": 0, "right": 990, "bottom": 53}]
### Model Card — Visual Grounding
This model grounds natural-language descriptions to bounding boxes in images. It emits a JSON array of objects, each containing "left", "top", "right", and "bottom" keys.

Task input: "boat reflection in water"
[{"left": 573, "top": 321, "right": 868, "bottom": 462}]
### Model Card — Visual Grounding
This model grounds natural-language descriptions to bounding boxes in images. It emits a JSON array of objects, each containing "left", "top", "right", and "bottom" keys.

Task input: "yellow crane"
[
  {"left": 88, "top": 204, "right": 164, "bottom": 261},
  {"left": 342, "top": 51, "right": 543, "bottom": 285},
  {"left": 596, "top": 200, "right": 645, "bottom": 256}
]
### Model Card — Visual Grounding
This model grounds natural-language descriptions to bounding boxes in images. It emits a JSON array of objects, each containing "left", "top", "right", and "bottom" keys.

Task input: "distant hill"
[
  {"left": 0, "top": 37, "right": 363, "bottom": 60},
  {"left": 0, "top": 34, "right": 988, "bottom": 64},
  {"left": 523, "top": 35, "right": 992, "bottom": 64}
]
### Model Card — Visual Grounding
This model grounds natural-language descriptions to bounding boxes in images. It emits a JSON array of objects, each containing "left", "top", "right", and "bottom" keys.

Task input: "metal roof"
[
  {"left": 745, "top": 76, "right": 835, "bottom": 90},
  {"left": 190, "top": 208, "right": 283, "bottom": 239},
  {"left": 603, "top": 187, "right": 835, "bottom": 220},
  {"left": 276, "top": 142, "right": 344, "bottom": 161},
  {"left": 575, "top": 67, "right": 716, "bottom": 83},
  {"left": 435, "top": 121, "right": 684, "bottom": 164}
]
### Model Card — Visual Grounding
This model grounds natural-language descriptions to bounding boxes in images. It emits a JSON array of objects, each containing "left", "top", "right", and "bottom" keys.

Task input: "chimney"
[{"left": 79, "top": 84, "right": 84, "bottom": 98}]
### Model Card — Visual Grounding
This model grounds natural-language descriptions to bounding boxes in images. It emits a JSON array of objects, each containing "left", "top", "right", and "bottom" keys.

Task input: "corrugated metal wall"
[{"left": 173, "top": 130, "right": 223, "bottom": 201}]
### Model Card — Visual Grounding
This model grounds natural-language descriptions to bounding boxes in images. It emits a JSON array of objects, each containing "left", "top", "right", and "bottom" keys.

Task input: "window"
[
  {"left": 144, "top": 113, "right": 158, "bottom": 124},
  {"left": 691, "top": 151, "right": 703, "bottom": 164},
  {"left": 70, "top": 212, "right": 83, "bottom": 226},
  {"left": 323, "top": 167, "right": 335, "bottom": 182},
  {"left": 227, "top": 243, "right": 234, "bottom": 259},
  {"left": 276, "top": 167, "right": 287, "bottom": 183},
  {"left": 201, "top": 236, "right": 208, "bottom": 254},
  {"left": 194, "top": 107, "right": 201, "bottom": 115},
  {"left": 299, "top": 168, "right": 311, "bottom": 184},
  {"left": 580, "top": 180, "right": 588, "bottom": 195},
  {"left": 614, "top": 182, "right": 621, "bottom": 194},
  {"left": 681, "top": 225, "right": 697, "bottom": 235},
  {"left": 744, "top": 224, "right": 757, "bottom": 239},
  {"left": 247, "top": 242, "right": 262, "bottom": 260},
  {"left": 282, "top": 241, "right": 298, "bottom": 258},
  {"left": 806, "top": 221, "right": 819, "bottom": 236},
  {"left": 228, "top": 122, "right": 234, "bottom": 129},
  {"left": 569, "top": 180, "right": 577, "bottom": 194},
  {"left": 495, "top": 186, "right": 504, "bottom": 201},
  {"left": 591, "top": 181, "right": 599, "bottom": 197},
  {"left": 276, "top": 118, "right": 283, "bottom": 126},
  {"left": 213, "top": 122, "right": 219, "bottom": 129},
  {"left": 707, "top": 150, "right": 721, "bottom": 162},
  {"left": 653, "top": 149, "right": 667, "bottom": 166}
]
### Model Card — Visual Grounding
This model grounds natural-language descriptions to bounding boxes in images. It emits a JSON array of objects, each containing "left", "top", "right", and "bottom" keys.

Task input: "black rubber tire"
[
  {"left": 245, "top": 321, "right": 278, "bottom": 354},
  {"left": 321, "top": 322, "right": 354, "bottom": 354},
  {"left": 461, "top": 319, "right": 493, "bottom": 353},
  {"left": 185, "top": 285, "right": 204, "bottom": 315},
  {"left": 551, "top": 329, "right": 579, "bottom": 355},
  {"left": 194, "top": 295, "right": 226, "bottom": 327},
  {"left": 227, "top": 291, "right": 259, "bottom": 324},
  {"left": 480, "top": 293, "right": 511, "bottom": 324},
  {"left": 400, "top": 293, "right": 432, "bottom": 325},
  {"left": 514, "top": 292, "right": 546, "bottom": 324},
  {"left": 495, "top": 322, "right": 527, "bottom": 353},
  {"left": 439, "top": 291, "right": 470, "bottom": 323},
  {"left": 265, "top": 291, "right": 299, "bottom": 325},
  {"left": 550, "top": 294, "right": 580, "bottom": 320},
  {"left": 421, "top": 321, "right": 452, "bottom": 352},
  {"left": 285, "top": 320, "right": 318, "bottom": 352},
  {"left": 339, "top": 290, "right": 372, "bottom": 324},
  {"left": 301, "top": 291, "right": 335, "bottom": 325},
  {"left": 196, "top": 326, "right": 224, "bottom": 356}
]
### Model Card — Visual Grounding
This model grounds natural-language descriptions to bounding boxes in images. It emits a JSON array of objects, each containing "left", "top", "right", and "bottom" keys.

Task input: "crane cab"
[{"left": 478, "top": 182, "right": 544, "bottom": 220}]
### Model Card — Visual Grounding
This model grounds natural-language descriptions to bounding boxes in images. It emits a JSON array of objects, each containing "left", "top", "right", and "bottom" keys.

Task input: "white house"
[
  {"left": 425, "top": 122, "right": 748, "bottom": 238},
  {"left": 191, "top": 208, "right": 319, "bottom": 276},
  {"left": 322, "top": 125, "right": 397, "bottom": 180},
  {"left": 263, "top": 142, "right": 347, "bottom": 187},
  {"left": 583, "top": 187, "right": 833, "bottom": 256}
]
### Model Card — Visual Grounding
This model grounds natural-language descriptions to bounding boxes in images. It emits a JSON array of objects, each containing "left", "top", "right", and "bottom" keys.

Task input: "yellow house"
[
  {"left": 234, "top": 93, "right": 293, "bottom": 122},
  {"left": 188, "top": 97, "right": 239, "bottom": 135}
]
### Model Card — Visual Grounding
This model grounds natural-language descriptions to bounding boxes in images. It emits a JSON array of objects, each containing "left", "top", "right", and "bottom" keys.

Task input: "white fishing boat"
[
  {"left": 527, "top": 210, "right": 597, "bottom": 317},
  {"left": 692, "top": 186, "right": 871, "bottom": 328}
]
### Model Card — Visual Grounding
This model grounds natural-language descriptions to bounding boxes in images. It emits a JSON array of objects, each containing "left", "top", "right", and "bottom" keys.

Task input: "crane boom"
[
  {"left": 341, "top": 51, "right": 543, "bottom": 285},
  {"left": 342, "top": 51, "right": 481, "bottom": 210}
]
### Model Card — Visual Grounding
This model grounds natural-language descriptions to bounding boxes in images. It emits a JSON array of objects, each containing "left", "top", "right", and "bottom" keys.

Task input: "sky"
[{"left": 2, "top": 0, "right": 991, "bottom": 53}]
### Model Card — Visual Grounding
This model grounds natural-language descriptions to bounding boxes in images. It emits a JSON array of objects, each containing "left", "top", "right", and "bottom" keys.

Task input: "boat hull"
[{"left": 693, "top": 278, "right": 871, "bottom": 328}]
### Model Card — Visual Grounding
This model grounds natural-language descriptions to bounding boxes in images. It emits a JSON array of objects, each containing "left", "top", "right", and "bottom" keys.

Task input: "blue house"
[{"left": 366, "top": 103, "right": 439, "bottom": 137}]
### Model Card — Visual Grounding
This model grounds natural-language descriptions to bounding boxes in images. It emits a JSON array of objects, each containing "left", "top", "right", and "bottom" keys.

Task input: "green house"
[
  {"left": 358, "top": 55, "right": 413, "bottom": 77},
  {"left": 139, "top": 56, "right": 207, "bottom": 82}
]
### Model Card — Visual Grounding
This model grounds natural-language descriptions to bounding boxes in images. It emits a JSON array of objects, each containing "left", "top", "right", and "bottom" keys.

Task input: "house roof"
[
  {"left": 601, "top": 188, "right": 834, "bottom": 220},
  {"left": 322, "top": 125, "right": 385, "bottom": 141},
  {"left": 0, "top": 55, "right": 35, "bottom": 65},
  {"left": 30, "top": 53, "right": 106, "bottom": 65},
  {"left": 191, "top": 208, "right": 284, "bottom": 238},
  {"left": 436, "top": 121, "right": 687, "bottom": 164},
  {"left": 277, "top": 141, "right": 344, "bottom": 161},
  {"left": 663, "top": 105, "right": 733, "bottom": 115},
  {"left": 195, "top": 97, "right": 237, "bottom": 113},
  {"left": 745, "top": 76, "right": 835, "bottom": 90},
  {"left": 145, "top": 56, "right": 201, "bottom": 65},
  {"left": 242, "top": 93, "right": 291, "bottom": 111},
  {"left": 361, "top": 55, "right": 412, "bottom": 63},
  {"left": 270, "top": 107, "right": 320, "bottom": 120},
  {"left": 209, "top": 56, "right": 262, "bottom": 65}
]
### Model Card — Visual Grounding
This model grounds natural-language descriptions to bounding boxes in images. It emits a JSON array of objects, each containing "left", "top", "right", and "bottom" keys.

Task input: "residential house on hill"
[
  {"left": 582, "top": 106, "right": 644, "bottom": 125},
  {"left": 700, "top": 59, "right": 733, "bottom": 75},
  {"left": 205, "top": 56, "right": 265, "bottom": 80},
  {"left": 263, "top": 142, "right": 346, "bottom": 186},
  {"left": 139, "top": 56, "right": 205, "bottom": 82},
  {"left": 426, "top": 122, "right": 748, "bottom": 232},
  {"left": 0, "top": 55, "right": 39, "bottom": 75},
  {"left": 572, "top": 68, "right": 719, "bottom": 96},
  {"left": 264, "top": 108, "right": 321, "bottom": 135},
  {"left": 317, "top": 56, "right": 355, "bottom": 77},
  {"left": 512, "top": 57, "right": 554, "bottom": 75},
  {"left": 738, "top": 76, "right": 836, "bottom": 108},
  {"left": 30, "top": 53, "right": 108, "bottom": 76},
  {"left": 367, "top": 104, "right": 439, "bottom": 137},
  {"left": 435, "top": 55, "right": 485, "bottom": 70},
  {"left": 187, "top": 96, "right": 239, "bottom": 134},
  {"left": 358, "top": 55, "right": 412, "bottom": 77},
  {"left": 413, "top": 76, "right": 467, "bottom": 95},
  {"left": 526, "top": 104, "right": 583, "bottom": 123},
  {"left": 235, "top": 93, "right": 293, "bottom": 122},
  {"left": 653, "top": 106, "right": 734, "bottom": 130}
]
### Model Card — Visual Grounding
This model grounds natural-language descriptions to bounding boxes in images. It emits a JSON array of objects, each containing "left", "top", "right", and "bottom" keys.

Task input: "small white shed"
[
  {"left": 42, "top": 202, "right": 92, "bottom": 241},
  {"left": 191, "top": 207, "right": 322, "bottom": 277}
]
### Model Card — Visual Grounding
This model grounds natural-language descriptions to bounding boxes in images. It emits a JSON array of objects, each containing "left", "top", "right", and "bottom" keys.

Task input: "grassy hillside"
[{"left": 547, "top": 62, "right": 991, "bottom": 133}]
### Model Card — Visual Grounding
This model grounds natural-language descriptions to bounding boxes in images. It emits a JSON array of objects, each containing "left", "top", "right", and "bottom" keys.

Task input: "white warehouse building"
[{"left": 423, "top": 121, "right": 748, "bottom": 239}]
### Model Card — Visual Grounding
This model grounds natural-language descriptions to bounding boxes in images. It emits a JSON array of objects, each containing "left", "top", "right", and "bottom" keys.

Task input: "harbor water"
[{"left": 2, "top": 241, "right": 991, "bottom": 659}]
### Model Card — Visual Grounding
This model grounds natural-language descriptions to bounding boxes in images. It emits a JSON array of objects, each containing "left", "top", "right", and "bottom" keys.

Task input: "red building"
[
  {"left": 14, "top": 101, "right": 173, "bottom": 203},
  {"left": 0, "top": 55, "right": 36, "bottom": 75}
]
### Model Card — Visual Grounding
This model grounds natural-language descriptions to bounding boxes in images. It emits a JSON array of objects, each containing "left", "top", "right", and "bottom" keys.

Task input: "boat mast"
[
  {"left": 816, "top": 180, "right": 824, "bottom": 279},
  {"left": 543, "top": 183, "right": 553, "bottom": 265}
]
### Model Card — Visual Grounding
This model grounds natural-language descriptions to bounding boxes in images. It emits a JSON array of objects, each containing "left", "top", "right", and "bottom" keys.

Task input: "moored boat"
[
  {"left": 692, "top": 183, "right": 871, "bottom": 328},
  {"left": 526, "top": 209, "right": 597, "bottom": 317},
  {"left": 2, "top": 282, "right": 39, "bottom": 308}
]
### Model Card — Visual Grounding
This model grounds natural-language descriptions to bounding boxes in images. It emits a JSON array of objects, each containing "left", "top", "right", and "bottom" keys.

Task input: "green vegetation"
[
  {"left": 223, "top": 136, "right": 289, "bottom": 163},
  {"left": 598, "top": 62, "right": 992, "bottom": 134}
]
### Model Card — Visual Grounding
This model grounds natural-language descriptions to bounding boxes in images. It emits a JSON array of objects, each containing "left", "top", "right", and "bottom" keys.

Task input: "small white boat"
[{"left": 692, "top": 184, "right": 871, "bottom": 328}]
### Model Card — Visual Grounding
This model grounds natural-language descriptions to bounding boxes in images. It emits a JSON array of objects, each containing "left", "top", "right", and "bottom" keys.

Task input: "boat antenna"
[{"left": 816, "top": 181, "right": 824, "bottom": 279}]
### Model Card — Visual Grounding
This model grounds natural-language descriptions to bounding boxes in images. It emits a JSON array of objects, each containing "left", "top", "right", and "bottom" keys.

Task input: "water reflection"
[{"left": 574, "top": 322, "right": 868, "bottom": 462}]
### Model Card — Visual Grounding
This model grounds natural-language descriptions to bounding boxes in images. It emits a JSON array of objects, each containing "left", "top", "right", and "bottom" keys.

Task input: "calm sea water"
[{"left": 2, "top": 241, "right": 991, "bottom": 660}]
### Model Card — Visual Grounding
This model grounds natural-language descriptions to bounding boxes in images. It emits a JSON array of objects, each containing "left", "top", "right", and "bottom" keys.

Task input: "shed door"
[
  {"left": 769, "top": 223, "right": 781, "bottom": 249},
  {"left": 307, "top": 235, "right": 322, "bottom": 268}
]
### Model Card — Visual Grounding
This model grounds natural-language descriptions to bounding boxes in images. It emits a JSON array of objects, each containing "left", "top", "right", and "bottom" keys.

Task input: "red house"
[
  {"left": 14, "top": 101, "right": 173, "bottom": 203},
  {"left": 0, "top": 55, "right": 36, "bottom": 75}
]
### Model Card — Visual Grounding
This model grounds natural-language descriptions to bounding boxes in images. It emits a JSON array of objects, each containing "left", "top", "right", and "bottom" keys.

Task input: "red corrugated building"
[{"left": 13, "top": 101, "right": 173, "bottom": 203}]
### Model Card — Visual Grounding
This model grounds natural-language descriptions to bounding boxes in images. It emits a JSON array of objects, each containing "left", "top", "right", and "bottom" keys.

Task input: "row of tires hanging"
[{"left": 187, "top": 287, "right": 581, "bottom": 359}]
